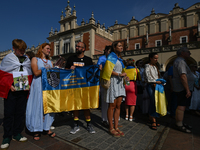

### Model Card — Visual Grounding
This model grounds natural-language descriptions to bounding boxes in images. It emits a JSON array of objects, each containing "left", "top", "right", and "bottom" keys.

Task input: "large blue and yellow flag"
[
  {"left": 155, "top": 79, "right": 167, "bottom": 116},
  {"left": 124, "top": 66, "right": 141, "bottom": 81},
  {"left": 101, "top": 52, "right": 125, "bottom": 80},
  {"left": 41, "top": 65, "right": 100, "bottom": 114}
]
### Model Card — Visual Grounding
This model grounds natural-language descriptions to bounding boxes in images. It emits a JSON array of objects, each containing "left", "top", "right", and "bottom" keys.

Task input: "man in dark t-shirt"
[{"left": 65, "top": 42, "right": 95, "bottom": 134}]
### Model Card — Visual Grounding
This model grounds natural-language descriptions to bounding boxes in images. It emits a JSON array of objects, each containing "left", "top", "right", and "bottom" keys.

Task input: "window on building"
[
  {"left": 180, "top": 36, "right": 188, "bottom": 43},
  {"left": 155, "top": 40, "right": 162, "bottom": 47},
  {"left": 135, "top": 43, "right": 140, "bottom": 49},
  {"left": 63, "top": 42, "right": 70, "bottom": 54},
  {"left": 63, "top": 39, "right": 70, "bottom": 54},
  {"left": 56, "top": 44, "right": 59, "bottom": 55}
]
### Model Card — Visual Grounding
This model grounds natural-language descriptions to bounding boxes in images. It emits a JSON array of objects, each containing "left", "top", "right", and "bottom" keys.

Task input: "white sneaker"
[
  {"left": 1, "top": 138, "right": 11, "bottom": 149},
  {"left": 1, "top": 143, "right": 9, "bottom": 149},
  {"left": 12, "top": 134, "right": 27, "bottom": 142}
]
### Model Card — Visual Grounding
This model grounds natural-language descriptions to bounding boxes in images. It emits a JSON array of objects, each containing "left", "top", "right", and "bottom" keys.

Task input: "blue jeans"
[
  {"left": 170, "top": 92, "right": 177, "bottom": 117},
  {"left": 146, "top": 84, "right": 159, "bottom": 117}
]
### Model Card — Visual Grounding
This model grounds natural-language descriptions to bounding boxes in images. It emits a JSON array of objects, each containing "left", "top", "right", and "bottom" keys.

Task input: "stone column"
[
  {"left": 59, "top": 38, "right": 63, "bottom": 54},
  {"left": 70, "top": 33, "right": 75, "bottom": 53}
]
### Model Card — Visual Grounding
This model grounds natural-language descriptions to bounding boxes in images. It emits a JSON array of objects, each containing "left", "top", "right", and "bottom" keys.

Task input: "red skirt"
[{"left": 125, "top": 81, "right": 137, "bottom": 106}]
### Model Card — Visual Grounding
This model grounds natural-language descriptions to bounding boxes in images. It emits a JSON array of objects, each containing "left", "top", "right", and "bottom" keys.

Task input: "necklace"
[{"left": 42, "top": 58, "right": 48, "bottom": 63}]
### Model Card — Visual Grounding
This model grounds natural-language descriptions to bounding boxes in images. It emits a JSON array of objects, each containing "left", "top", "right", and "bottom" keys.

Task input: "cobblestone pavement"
[
  {"left": 3, "top": 97, "right": 194, "bottom": 150},
  {"left": 52, "top": 109, "right": 169, "bottom": 150}
]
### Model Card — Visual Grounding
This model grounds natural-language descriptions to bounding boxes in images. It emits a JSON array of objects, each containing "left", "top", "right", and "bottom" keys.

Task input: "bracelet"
[{"left": 118, "top": 73, "right": 121, "bottom": 77}]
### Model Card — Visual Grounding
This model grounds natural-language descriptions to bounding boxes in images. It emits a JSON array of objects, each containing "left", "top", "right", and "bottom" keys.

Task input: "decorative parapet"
[
  {"left": 0, "top": 49, "right": 12, "bottom": 63},
  {"left": 26, "top": 44, "right": 40, "bottom": 54},
  {"left": 93, "top": 42, "right": 200, "bottom": 60},
  {"left": 95, "top": 21, "right": 113, "bottom": 41}
]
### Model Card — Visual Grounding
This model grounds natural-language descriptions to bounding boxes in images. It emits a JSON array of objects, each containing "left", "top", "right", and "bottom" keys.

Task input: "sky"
[{"left": 0, "top": 0, "right": 199, "bottom": 52}]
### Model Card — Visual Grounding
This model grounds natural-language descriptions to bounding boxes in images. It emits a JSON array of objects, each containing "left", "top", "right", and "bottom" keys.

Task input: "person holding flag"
[
  {"left": 144, "top": 52, "right": 167, "bottom": 130},
  {"left": 101, "top": 41, "right": 128, "bottom": 137},
  {"left": 0, "top": 39, "right": 32, "bottom": 149},
  {"left": 124, "top": 58, "right": 141, "bottom": 121},
  {"left": 65, "top": 42, "right": 96, "bottom": 134},
  {"left": 26, "top": 43, "right": 55, "bottom": 140}
]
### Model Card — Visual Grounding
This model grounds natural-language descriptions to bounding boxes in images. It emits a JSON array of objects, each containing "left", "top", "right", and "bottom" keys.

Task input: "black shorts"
[{"left": 175, "top": 90, "right": 192, "bottom": 106}]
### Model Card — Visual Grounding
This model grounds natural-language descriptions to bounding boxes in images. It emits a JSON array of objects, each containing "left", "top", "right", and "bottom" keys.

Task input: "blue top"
[
  {"left": 168, "top": 66, "right": 173, "bottom": 77},
  {"left": 97, "top": 55, "right": 107, "bottom": 68},
  {"left": 26, "top": 58, "right": 54, "bottom": 132}
]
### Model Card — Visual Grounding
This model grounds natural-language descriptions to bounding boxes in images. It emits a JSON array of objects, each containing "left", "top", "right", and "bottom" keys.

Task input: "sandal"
[
  {"left": 125, "top": 115, "right": 128, "bottom": 120},
  {"left": 48, "top": 132, "right": 56, "bottom": 138},
  {"left": 148, "top": 120, "right": 160, "bottom": 127},
  {"left": 175, "top": 125, "right": 191, "bottom": 133},
  {"left": 183, "top": 123, "right": 192, "bottom": 130},
  {"left": 33, "top": 133, "right": 41, "bottom": 141},
  {"left": 115, "top": 128, "right": 125, "bottom": 137},
  {"left": 109, "top": 129, "right": 120, "bottom": 137},
  {"left": 150, "top": 122, "right": 157, "bottom": 130},
  {"left": 129, "top": 116, "right": 135, "bottom": 121}
]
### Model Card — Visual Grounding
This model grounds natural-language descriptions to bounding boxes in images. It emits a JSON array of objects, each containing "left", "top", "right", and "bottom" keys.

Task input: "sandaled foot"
[
  {"left": 109, "top": 129, "right": 120, "bottom": 137},
  {"left": 115, "top": 128, "right": 125, "bottom": 137},
  {"left": 129, "top": 116, "right": 135, "bottom": 121},
  {"left": 33, "top": 133, "right": 41, "bottom": 141},
  {"left": 175, "top": 125, "right": 191, "bottom": 133},
  {"left": 156, "top": 123, "right": 160, "bottom": 127},
  {"left": 148, "top": 120, "right": 160, "bottom": 127},
  {"left": 47, "top": 131, "right": 56, "bottom": 138},
  {"left": 150, "top": 123, "right": 157, "bottom": 130}
]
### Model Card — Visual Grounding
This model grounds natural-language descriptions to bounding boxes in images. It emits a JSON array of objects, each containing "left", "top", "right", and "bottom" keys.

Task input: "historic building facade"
[
  {"left": 47, "top": 1, "right": 200, "bottom": 71},
  {"left": 1, "top": 2, "right": 200, "bottom": 71},
  {"left": 106, "top": 2, "right": 200, "bottom": 71},
  {"left": 47, "top": 1, "right": 113, "bottom": 63}
]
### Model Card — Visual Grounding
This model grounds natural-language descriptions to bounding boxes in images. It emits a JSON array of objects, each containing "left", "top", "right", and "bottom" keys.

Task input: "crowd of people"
[{"left": 0, "top": 39, "right": 199, "bottom": 149}]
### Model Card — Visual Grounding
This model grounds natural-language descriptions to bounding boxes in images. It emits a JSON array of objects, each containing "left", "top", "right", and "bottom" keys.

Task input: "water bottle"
[{"left": 125, "top": 78, "right": 130, "bottom": 86}]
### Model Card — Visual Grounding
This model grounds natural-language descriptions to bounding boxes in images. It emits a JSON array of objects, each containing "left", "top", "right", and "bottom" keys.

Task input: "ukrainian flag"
[
  {"left": 41, "top": 65, "right": 100, "bottom": 114},
  {"left": 102, "top": 52, "right": 125, "bottom": 80},
  {"left": 154, "top": 79, "right": 167, "bottom": 116},
  {"left": 124, "top": 66, "right": 141, "bottom": 81}
]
